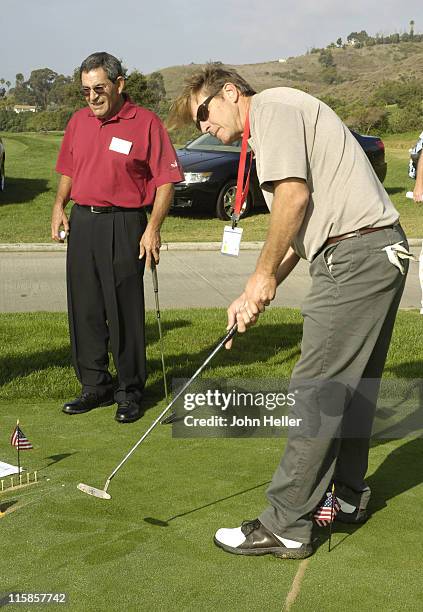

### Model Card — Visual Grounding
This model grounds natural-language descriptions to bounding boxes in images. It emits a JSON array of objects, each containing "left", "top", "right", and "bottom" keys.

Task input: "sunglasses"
[
  {"left": 195, "top": 91, "right": 220, "bottom": 130},
  {"left": 80, "top": 84, "right": 111, "bottom": 98}
]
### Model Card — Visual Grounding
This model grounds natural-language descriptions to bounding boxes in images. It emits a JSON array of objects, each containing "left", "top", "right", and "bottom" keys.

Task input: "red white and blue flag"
[
  {"left": 10, "top": 425, "right": 33, "bottom": 450},
  {"left": 313, "top": 491, "right": 340, "bottom": 527}
]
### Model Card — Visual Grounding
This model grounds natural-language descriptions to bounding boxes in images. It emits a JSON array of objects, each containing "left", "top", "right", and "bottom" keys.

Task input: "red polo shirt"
[{"left": 56, "top": 98, "right": 184, "bottom": 208}]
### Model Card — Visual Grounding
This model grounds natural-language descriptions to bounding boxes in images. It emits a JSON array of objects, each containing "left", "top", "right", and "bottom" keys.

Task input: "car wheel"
[
  {"left": 215, "top": 179, "right": 252, "bottom": 221},
  {"left": 0, "top": 158, "right": 4, "bottom": 192}
]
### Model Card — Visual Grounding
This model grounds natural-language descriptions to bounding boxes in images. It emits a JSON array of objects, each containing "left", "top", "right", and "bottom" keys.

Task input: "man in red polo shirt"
[{"left": 51, "top": 51, "right": 183, "bottom": 423}]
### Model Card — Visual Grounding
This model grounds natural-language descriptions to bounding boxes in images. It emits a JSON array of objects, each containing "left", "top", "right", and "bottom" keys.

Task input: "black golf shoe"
[
  {"left": 214, "top": 519, "right": 313, "bottom": 559},
  {"left": 115, "top": 400, "right": 143, "bottom": 423},
  {"left": 62, "top": 391, "right": 115, "bottom": 415},
  {"left": 336, "top": 507, "right": 368, "bottom": 524}
]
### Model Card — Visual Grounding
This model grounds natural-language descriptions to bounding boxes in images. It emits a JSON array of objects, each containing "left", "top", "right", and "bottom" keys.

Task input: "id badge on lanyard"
[{"left": 220, "top": 112, "right": 253, "bottom": 257}]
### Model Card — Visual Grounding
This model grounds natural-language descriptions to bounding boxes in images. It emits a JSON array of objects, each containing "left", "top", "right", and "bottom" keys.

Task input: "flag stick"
[
  {"left": 328, "top": 483, "right": 336, "bottom": 552},
  {"left": 16, "top": 419, "right": 21, "bottom": 477}
]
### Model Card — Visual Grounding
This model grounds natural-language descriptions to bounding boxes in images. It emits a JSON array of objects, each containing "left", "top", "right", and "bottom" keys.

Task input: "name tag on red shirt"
[{"left": 109, "top": 137, "right": 132, "bottom": 155}]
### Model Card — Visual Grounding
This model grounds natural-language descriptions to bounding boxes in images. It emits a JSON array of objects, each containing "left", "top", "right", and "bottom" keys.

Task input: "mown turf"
[
  {"left": 0, "top": 130, "right": 421, "bottom": 243},
  {"left": 1, "top": 308, "right": 421, "bottom": 400},
  {"left": 1, "top": 402, "right": 422, "bottom": 612},
  {"left": 0, "top": 309, "right": 422, "bottom": 610}
]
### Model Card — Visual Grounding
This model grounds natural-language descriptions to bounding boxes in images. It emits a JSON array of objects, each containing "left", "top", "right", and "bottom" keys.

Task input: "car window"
[{"left": 186, "top": 133, "right": 243, "bottom": 153}]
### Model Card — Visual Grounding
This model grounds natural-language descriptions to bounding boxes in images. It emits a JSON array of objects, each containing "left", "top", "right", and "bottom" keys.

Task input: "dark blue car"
[{"left": 173, "top": 131, "right": 387, "bottom": 220}]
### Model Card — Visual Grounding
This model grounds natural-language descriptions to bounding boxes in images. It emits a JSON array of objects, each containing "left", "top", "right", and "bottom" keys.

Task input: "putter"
[
  {"left": 151, "top": 260, "right": 169, "bottom": 403},
  {"left": 77, "top": 323, "right": 237, "bottom": 500}
]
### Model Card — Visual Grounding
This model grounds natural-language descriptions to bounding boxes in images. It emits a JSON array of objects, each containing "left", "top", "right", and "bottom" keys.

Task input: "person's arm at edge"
[
  {"left": 225, "top": 178, "right": 308, "bottom": 348},
  {"left": 51, "top": 174, "right": 72, "bottom": 241},
  {"left": 139, "top": 183, "right": 174, "bottom": 269},
  {"left": 413, "top": 154, "right": 423, "bottom": 202}
]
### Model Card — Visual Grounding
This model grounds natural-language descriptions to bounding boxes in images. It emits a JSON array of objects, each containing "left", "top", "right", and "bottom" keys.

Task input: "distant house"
[
  {"left": 278, "top": 58, "right": 287, "bottom": 63},
  {"left": 13, "top": 104, "right": 37, "bottom": 113}
]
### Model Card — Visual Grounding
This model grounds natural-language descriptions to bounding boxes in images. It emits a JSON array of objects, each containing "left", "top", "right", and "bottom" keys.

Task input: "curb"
[
  {"left": 0, "top": 241, "right": 267, "bottom": 252},
  {"left": 0, "top": 239, "right": 422, "bottom": 253}
]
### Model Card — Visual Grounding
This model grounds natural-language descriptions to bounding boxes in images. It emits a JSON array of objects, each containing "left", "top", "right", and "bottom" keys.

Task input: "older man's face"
[
  {"left": 190, "top": 87, "right": 242, "bottom": 144},
  {"left": 81, "top": 68, "right": 124, "bottom": 120}
]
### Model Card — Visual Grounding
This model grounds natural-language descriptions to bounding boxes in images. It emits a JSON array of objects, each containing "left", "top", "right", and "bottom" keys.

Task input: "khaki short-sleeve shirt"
[{"left": 249, "top": 88, "right": 399, "bottom": 261}]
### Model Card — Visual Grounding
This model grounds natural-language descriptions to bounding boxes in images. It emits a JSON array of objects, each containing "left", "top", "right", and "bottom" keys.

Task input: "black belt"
[{"left": 75, "top": 203, "right": 144, "bottom": 214}]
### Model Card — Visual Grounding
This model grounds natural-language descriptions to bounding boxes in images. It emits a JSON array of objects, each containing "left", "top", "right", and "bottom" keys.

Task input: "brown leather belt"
[{"left": 323, "top": 225, "right": 395, "bottom": 248}]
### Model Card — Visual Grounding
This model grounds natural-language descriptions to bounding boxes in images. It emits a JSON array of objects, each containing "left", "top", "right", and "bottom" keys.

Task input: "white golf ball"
[{"left": 59, "top": 230, "right": 66, "bottom": 240}]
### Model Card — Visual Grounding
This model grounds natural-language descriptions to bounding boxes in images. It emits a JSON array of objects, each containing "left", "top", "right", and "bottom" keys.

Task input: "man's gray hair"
[{"left": 79, "top": 52, "right": 125, "bottom": 82}]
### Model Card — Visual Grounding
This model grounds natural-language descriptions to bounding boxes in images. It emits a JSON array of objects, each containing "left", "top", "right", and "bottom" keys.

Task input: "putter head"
[{"left": 77, "top": 482, "right": 111, "bottom": 500}]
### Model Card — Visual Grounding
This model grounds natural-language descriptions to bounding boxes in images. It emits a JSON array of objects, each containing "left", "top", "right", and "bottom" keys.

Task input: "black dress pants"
[{"left": 66, "top": 204, "right": 147, "bottom": 403}]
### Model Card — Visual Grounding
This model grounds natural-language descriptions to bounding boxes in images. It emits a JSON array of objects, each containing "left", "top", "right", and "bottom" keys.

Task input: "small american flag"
[
  {"left": 313, "top": 491, "right": 340, "bottom": 527},
  {"left": 10, "top": 425, "right": 33, "bottom": 450}
]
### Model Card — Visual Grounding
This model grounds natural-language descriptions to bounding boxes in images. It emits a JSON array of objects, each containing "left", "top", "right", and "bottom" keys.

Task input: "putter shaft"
[
  {"left": 78, "top": 324, "right": 237, "bottom": 498},
  {"left": 105, "top": 324, "right": 238, "bottom": 486},
  {"left": 152, "top": 263, "right": 169, "bottom": 402}
]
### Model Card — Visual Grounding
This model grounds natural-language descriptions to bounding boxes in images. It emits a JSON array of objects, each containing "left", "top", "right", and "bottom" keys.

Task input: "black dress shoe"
[
  {"left": 62, "top": 392, "right": 115, "bottom": 415},
  {"left": 214, "top": 519, "right": 313, "bottom": 559},
  {"left": 115, "top": 400, "right": 143, "bottom": 423}
]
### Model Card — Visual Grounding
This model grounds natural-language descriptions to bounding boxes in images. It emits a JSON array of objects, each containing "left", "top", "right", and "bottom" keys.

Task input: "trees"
[
  {"left": 124, "top": 69, "right": 167, "bottom": 113},
  {"left": 124, "top": 70, "right": 151, "bottom": 107},
  {"left": 147, "top": 71, "right": 166, "bottom": 111},
  {"left": 318, "top": 50, "right": 340, "bottom": 84},
  {"left": 318, "top": 49, "right": 335, "bottom": 68},
  {"left": 26, "top": 68, "right": 58, "bottom": 108},
  {"left": 344, "top": 105, "right": 389, "bottom": 134},
  {"left": 12, "top": 73, "right": 34, "bottom": 105},
  {"left": 410, "top": 20, "right": 415, "bottom": 38},
  {"left": 373, "top": 78, "right": 423, "bottom": 109}
]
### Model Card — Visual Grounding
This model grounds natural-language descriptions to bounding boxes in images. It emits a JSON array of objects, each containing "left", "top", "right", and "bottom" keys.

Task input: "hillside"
[{"left": 157, "top": 41, "right": 423, "bottom": 103}]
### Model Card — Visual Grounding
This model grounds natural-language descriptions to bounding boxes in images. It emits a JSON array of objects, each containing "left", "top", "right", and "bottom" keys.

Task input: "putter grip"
[
  {"left": 223, "top": 323, "right": 238, "bottom": 343},
  {"left": 151, "top": 264, "right": 159, "bottom": 292}
]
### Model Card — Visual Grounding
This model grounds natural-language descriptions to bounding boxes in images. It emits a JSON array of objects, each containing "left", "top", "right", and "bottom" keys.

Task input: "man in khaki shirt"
[{"left": 169, "top": 65, "right": 409, "bottom": 559}]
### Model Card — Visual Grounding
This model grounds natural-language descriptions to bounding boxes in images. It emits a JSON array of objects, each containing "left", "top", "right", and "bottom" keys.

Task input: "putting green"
[
  {"left": 1, "top": 309, "right": 422, "bottom": 610},
  {"left": 0, "top": 399, "right": 422, "bottom": 611}
]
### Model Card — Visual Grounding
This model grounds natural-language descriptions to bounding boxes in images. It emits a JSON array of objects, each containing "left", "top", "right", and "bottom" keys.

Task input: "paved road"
[{"left": 0, "top": 246, "right": 421, "bottom": 312}]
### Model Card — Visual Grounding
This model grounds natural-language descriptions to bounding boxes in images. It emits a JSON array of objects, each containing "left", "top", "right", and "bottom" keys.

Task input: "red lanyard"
[{"left": 232, "top": 111, "right": 253, "bottom": 228}]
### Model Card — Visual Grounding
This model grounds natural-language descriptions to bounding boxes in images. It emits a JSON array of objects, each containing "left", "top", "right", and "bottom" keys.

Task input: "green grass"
[
  {"left": 0, "top": 309, "right": 422, "bottom": 610},
  {"left": 0, "top": 131, "right": 421, "bottom": 243},
  {"left": 1, "top": 308, "right": 421, "bottom": 400}
]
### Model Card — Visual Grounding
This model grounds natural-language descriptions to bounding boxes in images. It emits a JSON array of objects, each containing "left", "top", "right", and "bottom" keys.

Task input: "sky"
[{"left": 1, "top": 0, "right": 422, "bottom": 84}]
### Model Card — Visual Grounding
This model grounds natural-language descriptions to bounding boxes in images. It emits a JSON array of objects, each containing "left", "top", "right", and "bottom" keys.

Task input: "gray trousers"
[{"left": 259, "top": 225, "right": 409, "bottom": 543}]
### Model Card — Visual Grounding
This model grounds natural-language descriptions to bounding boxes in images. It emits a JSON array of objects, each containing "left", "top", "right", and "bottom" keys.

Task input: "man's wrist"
[
  {"left": 255, "top": 262, "right": 278, "bottom": 277},
  {"left": 146, "top": 220, "right": 162, "bottom": 232},
  {"left": 53, "top": 200, "right": 67, "bottom": 210}
]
